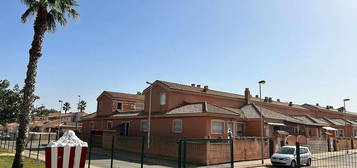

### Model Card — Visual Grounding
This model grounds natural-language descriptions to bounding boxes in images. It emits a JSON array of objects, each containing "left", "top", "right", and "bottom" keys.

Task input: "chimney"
[
  {"left": 277, "top": 99, "right": 280, "bottom": 102},
  {"left": 244, "top": 88, "right": 251, "bottom": 104},
  {"left": 136, "top": 91, "right": 142, "bottom": 95},
  {"left": 268, "top": 97, "right": 273, "bottom": 103},
  {"left": 264, "top": 97, "right": 269, "bottom": 102},
  {"left": 191, "top": 84, "right": 196, "bottom": 87},
  {"left": 316, "top": 103, "right": 319, "bottom": 106},
  {"left": 203, "top": 85, "right": 209, "bottom": 92},
  {"left": 289, "top": 102, "right": 293, "bottom": 106},
  {"left": 255, "top": 95, "right": 259, "bottom": 98},
  {"left": 197, "top": 84, "right": 201, "bottom": 88},
  {"left": 326, "top": 105, "right": 330, "bottom": 109}
]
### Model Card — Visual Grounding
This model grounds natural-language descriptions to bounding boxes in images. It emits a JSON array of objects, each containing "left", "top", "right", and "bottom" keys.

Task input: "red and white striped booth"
[{"left": 45, "top": 130, "right": 88, "bottom": 168}]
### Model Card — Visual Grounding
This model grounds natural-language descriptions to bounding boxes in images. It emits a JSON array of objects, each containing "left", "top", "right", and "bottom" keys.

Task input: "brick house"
[{"left": 81, "top": 80, "right": 357, "bottom": 165}]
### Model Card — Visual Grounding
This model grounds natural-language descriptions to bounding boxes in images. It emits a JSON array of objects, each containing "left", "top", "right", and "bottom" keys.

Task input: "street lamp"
[
  {"left": 76, "top": 95, "right": 81, "bottom": 132},
  {"left": 58, "top": 100, "right": 63, "bottom": 136},
  {"left": 146, "top": 81, "right": 153, "bottom": 149},
  {"left": 258, "top": 80, "right": 266, "bottom": 165},
  {"left": 343, "top": 98, "right": 350, "bottom": 153}
]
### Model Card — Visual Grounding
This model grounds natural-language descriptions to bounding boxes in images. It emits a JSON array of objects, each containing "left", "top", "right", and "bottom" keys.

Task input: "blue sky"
[{"left": 1, "top": 0, "right": 357, "bottom": 113}]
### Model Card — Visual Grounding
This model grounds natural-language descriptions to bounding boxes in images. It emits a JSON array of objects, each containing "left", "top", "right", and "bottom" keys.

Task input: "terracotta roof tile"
[
  {"left": 166, "top": 102, "right": 241, "bottom": 116},
  {"left": 103, "top": 91, "right": 144, "bottom": 100},
  {"left": 157, "top": 80, "right": 245, "bottom": 99}
]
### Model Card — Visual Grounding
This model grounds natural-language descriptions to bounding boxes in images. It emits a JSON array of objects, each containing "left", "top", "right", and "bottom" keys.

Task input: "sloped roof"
[
  {"left": 293, "top": 115, "right": 326, "bottom": 126},
  {"left": 166, "top": 102, "right": 241, "bottom": 116},
  {"left": 82, "top": 112, "right": 96, "bottom": 119},
  {"left": 239, "top": 104, "right": 307, "bottom": 124},
  {"left": 155, "top": 80, "right": 245, "bottom": 99},
  {"left": 100, "top": 91, "right": 144, "bottom": 100},
  {"left": 319, "top": 118, "right": 344, "bottom": 126},
  {"left": 251, "top": 97, "right": 308, "bottom": 110},
  {"left": 111, "top": 111, "right": 143, "bottom": 117}
]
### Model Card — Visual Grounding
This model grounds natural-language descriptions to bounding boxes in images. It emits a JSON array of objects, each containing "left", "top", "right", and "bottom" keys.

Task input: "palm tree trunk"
[{"left": 12, "top": 7, "right": 47, "bottom": 168}]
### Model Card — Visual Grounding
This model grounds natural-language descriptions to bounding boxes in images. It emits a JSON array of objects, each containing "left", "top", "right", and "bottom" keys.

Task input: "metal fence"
[
  {"left": 0, "top": 131, "right": 58, "bottom": 161},
  {"left": 178, "top": 138, "right": 234, "bottom": 168},
  {"left": 301, "top": 137, "right": 357, "bottom": 168},
  {"left": 84, "top": 132, "right": 147, "bottom": 168}
]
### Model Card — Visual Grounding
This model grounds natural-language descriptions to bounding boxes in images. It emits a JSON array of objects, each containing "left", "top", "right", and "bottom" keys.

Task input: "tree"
[
  {"left": 0, "top": 80, "right": 22, "bottom": 125},
  {"left": 77, "top": 100, "right": 86, "bottom": 112},
  {"left": 63, "top": 102, "right": 71, "bottom": 114},
  {"left": 31, "top": 105, "right": 59, "bottom": 117},
  {"left": 13, "top": 1, "right": 79, "bottom": 167}
]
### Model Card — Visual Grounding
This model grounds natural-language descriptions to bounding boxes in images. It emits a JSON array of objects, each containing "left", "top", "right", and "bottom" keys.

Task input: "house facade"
[{"left": 81, "top": 80, "right": 357, "bottom": 165}]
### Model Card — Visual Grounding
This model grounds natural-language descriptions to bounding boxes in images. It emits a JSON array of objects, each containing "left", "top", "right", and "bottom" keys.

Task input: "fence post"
[
  {"left": 183, "top": 139, "right": 186, "bottom": 168},
  {"left": 0, "top": 132, "right": 3, "bottom": 148},
  {"left": 177, "top": 140, "right": 182, "bottom": 168},
  {"left": 110, "top": 135, "right": 115, "bottom": 168},
  {"left": 296, "top": 142, "right": 300, "bottom": 168},
  {"left": 29, "top": 133, "right": 33, "bottom": 158},
  {"left": 230, "top": 139, "right": 234, "bottom": 168},
  {"left": 12, "top": 133, "right": 16, "bottom": 153},
  {"left": 48, "top": 133, "right": 51, "bottom": 144},
  {"left": 141, "top": 136, "right": 145, "bottom": 168},
  {"left": 37, "top": 134, "right": 42, "bottom": 160},
  {"left": 7, "top": 133, "right": 11, "bottom": 150},
  {"left": 88, "top": 133, "right": 93, "bottom": 168}
]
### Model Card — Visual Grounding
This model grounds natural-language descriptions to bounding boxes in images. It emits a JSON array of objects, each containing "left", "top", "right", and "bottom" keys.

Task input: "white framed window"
[
  {"left": 160, "top": 93, "right": 166, "bottom": 105},
  {"left": 140, "top": 120, "right": 148, "bottom": 132},
  {"left": 90, "top": 121, "right": 95, "bottom": 130},
  {"left": 107, "top": 121, "right": 113, "bottom": 129},
  {"left": 337, "top": 129, "right": 344, "bottom": 137},
  {"left": 172, "top": 119, "right": 182, "bottom": 133},
  {"left": 236, "top": 123, "right": 244, "bottom": 136},
  {"left": 211, "top": 120, "right": 224, "bottom": 134},
  {"left": 227, "top": 121, "right": 233, "bottom": 134}
]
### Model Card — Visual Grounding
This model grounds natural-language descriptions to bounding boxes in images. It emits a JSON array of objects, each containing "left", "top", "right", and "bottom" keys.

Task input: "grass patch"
[
  {"left": 0, "top": 156, "right": 44, "bottom": 168},
  {"left": 0, "top": 148, "right": 11, "bottom": 154}
]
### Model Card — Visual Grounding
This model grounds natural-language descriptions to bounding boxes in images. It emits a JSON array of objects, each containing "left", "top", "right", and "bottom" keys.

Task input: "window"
[
  {"left": 227, "top": 121, "right": 233, "bottom": 135},
  {"left": 338, "top": 129, "right": 344, "bottom": 137},
  {"left": 117, "top": 102, "right": 123, "bottom": 110},
  {"left": 107, "top": 121, "right": 113, "bottom": 129},
  {"left": 90, "top": 121, "right": 95, "bottom": 130},
  {"left": 354, "top": 129, "right": 357, "bottom": 137},
  {"left": 172, "top": 119, "right": 182, "bottom": 133},
  {"left": 160, "top": 93, "right": 166, "bottom": 105},
  {"left": 236, "top": 123, "right": 244, "bottom": 136},
  {"left": 211, "top": 120, "right": 224, "bottom": 134},
  {"left": 140, "top": 120, "right": 148, "bottom": 132}
]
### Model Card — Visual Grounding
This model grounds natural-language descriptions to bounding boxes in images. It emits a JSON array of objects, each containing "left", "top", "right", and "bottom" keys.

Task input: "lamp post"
[
  {"left": 343, "top": 98, "right": 350, "bottom": 153},
  {"left": 146, "top": 81, "right": 153, "bottom": 149},
  {"left": 58, "top": 100, "right": 63, "bottom": 136},
  {"left": 258, "top": 80, "right": 266, "bottom": 165},
  {"left": 76, "top": 95, "right": 81, "bottom": 132}
]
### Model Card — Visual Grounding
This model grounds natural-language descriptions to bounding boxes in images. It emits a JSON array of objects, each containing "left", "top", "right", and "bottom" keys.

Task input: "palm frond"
[
  {"left": 46, "top": 12, "right": 57, "bottom": 32},
  {"left": 48, "top": 9, "right": 68, "bottom": 26},
  {"left": 21, "top": 7, "right": 36, "bottom": 23},
  {"left": 20, "top": 0, "right": 37, "bottom": 6}
]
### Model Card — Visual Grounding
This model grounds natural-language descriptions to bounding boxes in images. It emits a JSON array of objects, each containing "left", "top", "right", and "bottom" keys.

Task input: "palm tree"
[
  {"left": 62, "top": 102, "right": 71, "bottom": 114},
  {"left": 13, "top": 1, "right": 79, "bottom": 167},
  {"left": 77, "top": 100, "right": 87, "bottom": 112}
]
